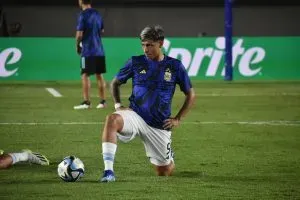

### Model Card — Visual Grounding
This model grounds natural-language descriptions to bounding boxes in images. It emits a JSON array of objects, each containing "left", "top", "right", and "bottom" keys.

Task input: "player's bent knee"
[
  {"left": 106, "top": 113, "right": 122, "bottom": 124},
  {"left": 106, "top": 114, "right": 124, "bottom": 130}
]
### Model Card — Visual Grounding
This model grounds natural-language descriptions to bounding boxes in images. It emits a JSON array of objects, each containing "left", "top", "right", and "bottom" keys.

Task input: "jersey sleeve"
[
  {"left": 116, "top": 58, "right": 133, "bottom": 84},
  {"left": 176, "top": 62, "right": 192, "bottom": 94},
  {"left": 76, "top": 13, "right": 84, "bottom": 31}
]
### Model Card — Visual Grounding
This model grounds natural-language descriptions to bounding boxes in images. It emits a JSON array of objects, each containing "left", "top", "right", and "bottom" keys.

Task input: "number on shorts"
[{"left": 166, "top": 142, "right": 171, "bottom": 159}]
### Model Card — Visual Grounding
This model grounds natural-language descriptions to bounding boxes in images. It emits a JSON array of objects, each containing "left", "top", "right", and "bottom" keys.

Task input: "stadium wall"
[{"left": 2, "top": 6, "right": 300, "bottom": 37}]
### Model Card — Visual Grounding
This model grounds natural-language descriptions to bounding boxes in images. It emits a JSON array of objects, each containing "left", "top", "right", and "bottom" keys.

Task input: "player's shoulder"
[
  {"left": 130, "top": 55, "right": 147, "bottom": 68},
  {"left": 131, "top": 55, "right": 147, "bottom": 63},
  {"left": 165, "top": 56, "right": 184, "bottom": 67},
  {"left": 90, "top": 8, "right": 102, "bottom": 16},
  {"left": 81, "top": 8, "right": 100, "bottom": 15},
  {"left": 165, "top": 55, "right": 180, "bottom": 63},
  {"left": 122, "top": 55, "right": 144, "bottom": 66},
  {"left": 78, "top": 10, "right": 84, "bottom": 16},
  {"left": 131, "top": 55, "right": 145, "bottom": 60}
]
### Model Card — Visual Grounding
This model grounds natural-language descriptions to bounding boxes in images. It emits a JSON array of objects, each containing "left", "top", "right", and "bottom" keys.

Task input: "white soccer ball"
[{"left": 57, "top": 155, "right": 85, "bottom": 182}]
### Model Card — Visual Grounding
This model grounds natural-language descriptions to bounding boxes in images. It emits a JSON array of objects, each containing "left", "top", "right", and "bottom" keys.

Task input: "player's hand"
[{"left": 163, "top": 118, "right": 180, "bottom": 130}]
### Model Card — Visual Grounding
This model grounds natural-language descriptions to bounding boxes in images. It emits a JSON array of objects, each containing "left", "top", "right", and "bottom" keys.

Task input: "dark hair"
[
  {"left": 140, "top": 25, "right": 165, "bottom": 42},
  {"left": 82, "top": 0, "right": 92, "bottom": 4}
]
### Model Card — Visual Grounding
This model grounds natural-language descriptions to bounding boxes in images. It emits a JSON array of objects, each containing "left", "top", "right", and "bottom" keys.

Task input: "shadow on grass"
[{"left": 176, "top": 170, "right": 205, "bottom": 178}]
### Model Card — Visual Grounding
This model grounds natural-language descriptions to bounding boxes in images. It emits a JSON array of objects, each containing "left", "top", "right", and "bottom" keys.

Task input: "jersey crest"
[{"left": 164, "top": 68, "right": 172, "bottom": 81}]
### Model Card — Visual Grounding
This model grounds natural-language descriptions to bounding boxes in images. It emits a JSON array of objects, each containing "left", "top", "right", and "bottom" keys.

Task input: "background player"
[{"left": 74, "top": 0, "right": 107, "bottom": 110}]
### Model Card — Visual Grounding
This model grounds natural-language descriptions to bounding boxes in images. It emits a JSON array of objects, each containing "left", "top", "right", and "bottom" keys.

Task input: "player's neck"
[
  {"left": 152, "top": 53, "right": 164, "bottom": 62},
  {"left": 81, "top": 4, "right": 91, "bottom": 10}
]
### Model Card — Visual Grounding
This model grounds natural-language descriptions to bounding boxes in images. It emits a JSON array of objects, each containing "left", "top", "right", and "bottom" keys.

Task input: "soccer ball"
[{"left": 57, "top": 155, "right": 85, "bottom": 182}]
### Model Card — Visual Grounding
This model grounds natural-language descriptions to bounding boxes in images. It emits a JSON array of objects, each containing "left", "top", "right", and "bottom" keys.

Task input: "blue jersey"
[
  {"left": 76, "top": 8, "right": 105, "bottom": 57},
  {"left": 116, "top": 55, "right": 192, "bottom": 130}
]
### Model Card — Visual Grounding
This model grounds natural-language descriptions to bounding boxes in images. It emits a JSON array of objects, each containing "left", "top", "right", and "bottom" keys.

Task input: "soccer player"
[
  {"left": 74, "top": 0, "right": 107, "bottom": 110},
  {"left": 99, "top": 25, "right": 196, "bottom": 182},
  {"left": 0, "top": 149, "right": 49, "bottom": 169}
]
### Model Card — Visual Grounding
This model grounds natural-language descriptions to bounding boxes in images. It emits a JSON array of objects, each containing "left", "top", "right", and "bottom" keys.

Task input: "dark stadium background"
[{"left": 1, "top": 0, "right": 299, "bottom": 37}]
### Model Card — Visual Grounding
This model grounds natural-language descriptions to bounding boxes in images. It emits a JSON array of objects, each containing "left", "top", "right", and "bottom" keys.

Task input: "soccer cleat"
[
  {"left": 100, "top": 170, "right": 116, "bottom": 182},
  {"left": 74, "top": 101, "right": 91, "bottom": 110},
  {"left": 96, "top": 103, "right": 106, "bottom": 109},
  {"left": 22, "top": 149, "right": 50, "bottom": 166},
  {"left": 96, "top": 100, "right": 106, "bottom": 109}
]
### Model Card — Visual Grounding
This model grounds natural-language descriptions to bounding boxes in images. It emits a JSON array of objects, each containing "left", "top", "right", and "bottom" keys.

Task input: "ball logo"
[{"left": 0, "top": 48, "right": 22, "bottom": 77}]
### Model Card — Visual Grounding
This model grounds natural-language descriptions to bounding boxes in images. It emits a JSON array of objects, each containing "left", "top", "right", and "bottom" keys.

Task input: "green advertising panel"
[
  {"left": 0, "top": 37, "right": 141, "bottom": 81},
  {"left": 0, "top": 37, "right": 299, "bottom": 80}
]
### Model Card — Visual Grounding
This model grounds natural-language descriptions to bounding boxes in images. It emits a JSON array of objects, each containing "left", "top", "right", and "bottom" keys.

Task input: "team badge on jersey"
[{"left": 164, "top": 68, "right": 172, "bottom": 81}]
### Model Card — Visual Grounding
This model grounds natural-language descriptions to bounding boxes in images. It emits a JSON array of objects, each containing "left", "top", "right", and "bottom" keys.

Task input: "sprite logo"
[
  {"left": 0, "top": 48, "right": 22, "bottom": 77},
  {"left": 163, "top": 37, "right": 266, "bottom": 77}
]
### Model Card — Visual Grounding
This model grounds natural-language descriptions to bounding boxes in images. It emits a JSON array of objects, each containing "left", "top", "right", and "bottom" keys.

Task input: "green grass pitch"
[{"left": 0, "top": 81, "right": 300, "bottom": 199}]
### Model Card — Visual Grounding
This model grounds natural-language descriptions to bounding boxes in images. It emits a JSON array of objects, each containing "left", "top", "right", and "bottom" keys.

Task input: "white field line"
[
  {"left": 195, "top": 93, "right": 300, "bottom": 97},
  {"left": 0, "top": 121, "right": 300, "bottom": 126},
  {"left": 45, "top": 88, "right": 62, "bottom": 97},
  {"left": 90, "top": 93, "right": 300, "bottom": 98}
]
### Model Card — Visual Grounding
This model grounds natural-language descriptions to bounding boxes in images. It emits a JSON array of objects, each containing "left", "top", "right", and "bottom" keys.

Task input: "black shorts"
[{"left": 80, "top": 56, "right": 106, "bottom": 75}]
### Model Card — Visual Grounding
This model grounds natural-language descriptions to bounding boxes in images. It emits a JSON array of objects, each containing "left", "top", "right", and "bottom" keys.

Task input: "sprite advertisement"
[{"left": 0, "top": 37, "right": 299, "bottom": 80}]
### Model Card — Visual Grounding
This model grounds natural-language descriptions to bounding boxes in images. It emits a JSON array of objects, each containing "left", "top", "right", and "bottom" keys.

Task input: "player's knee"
[
  {"left": 105, "top": 114, "right": 123, "bottom": 130},
  {"left": 106, "top": 113, "right": 121, "bottom": 123},
  {"left": 96, "top": 74, "right": 106, "bottom": 86},
  {"left": 81, "top": 73, "right": 89, "bottom": 79},
  {"left": 0, "top": 155, "right": 11, "bottom": 169},
  {"left": 102, "top": 81, "right": 106, "bottom": 88},
  {"left": 96, "top": 74, "right": 104, "bottom": 81}
]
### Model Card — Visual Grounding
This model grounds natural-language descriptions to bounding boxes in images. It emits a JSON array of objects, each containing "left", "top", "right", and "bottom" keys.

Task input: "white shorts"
[{"left": 115, "top": 110, "right": 174, "bottom": 166}]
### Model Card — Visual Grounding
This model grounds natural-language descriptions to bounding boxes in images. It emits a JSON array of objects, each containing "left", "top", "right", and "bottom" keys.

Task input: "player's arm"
[
  {"left": 76, "top": 13, "right": 84, "bottom": 55},
  {"left": 110, "top": 77, "right": 126, "bottom": 110},
  {"left": 110, "top": 77, "right": 122, "bottom": 106},
  {"left": 163, "top": 88, "right": 196, "bottom": 130},
  {"left": 111, "top": 58, "right": 134, "bottom": 111},
  {"left": 175, "top": 88, "right": 196, "bottom": 121},
  {"left": 76, "top": 31, "right": 83, "bottom": 55},
  {"left": 111, "top": 58, "right": 133, "bottom": 110}
]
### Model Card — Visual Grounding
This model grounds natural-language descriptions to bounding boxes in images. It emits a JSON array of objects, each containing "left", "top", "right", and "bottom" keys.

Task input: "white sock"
[
  {"left": 8, "top": 152, "right": 29, "bottom": 165},
  {"left": 102, "top": 142, "right": 117, "bottom": 171}
]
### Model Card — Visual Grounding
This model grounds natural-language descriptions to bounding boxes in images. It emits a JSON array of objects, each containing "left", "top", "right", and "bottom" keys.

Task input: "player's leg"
[
  {"left": 100, "top": 113, "right": 123, "bottom": 182},
  {"left": 0, "top": 150, "right": 49, "bottom": 169},
  {"left": 141, "top": 127, "right": 175, "bottom": 176},
  {"left": 74, "top": 56, "right": 91, "bottom": 109},
  {"left": 22, "top": 149, "right": 49, "bottom": 166},
  {"left": 102, "top": 113, "right": 124, "bottom": 144},
  {"left": 95, "top": 56, "right": 107, "bottom": 109},
  {"left": 100, "top": 110, "right": 139, "bottom": 182},
  {"left": 95, "top": 73, "right": 107, "bottom": 108},
  {"left": 82, "top": 73, "right": 91, "bottom": 103}
]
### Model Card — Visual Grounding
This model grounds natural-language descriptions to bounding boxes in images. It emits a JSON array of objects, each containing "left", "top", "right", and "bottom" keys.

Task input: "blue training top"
[
  {"left": 76, "top": 8, "right": 105, "bottom": 57},
  {"left": 116, "top": 55, "right": 192, "bottom": 130}
]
